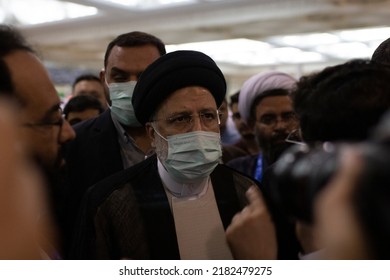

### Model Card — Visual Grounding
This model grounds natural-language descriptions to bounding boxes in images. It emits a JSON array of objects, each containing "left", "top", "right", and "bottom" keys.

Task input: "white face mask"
[
  {"left": 107, "top": 81, "right": 141, "bottom": 127},
  {"left": 153, "top": 127, "right": 222, "bottom": 183}
]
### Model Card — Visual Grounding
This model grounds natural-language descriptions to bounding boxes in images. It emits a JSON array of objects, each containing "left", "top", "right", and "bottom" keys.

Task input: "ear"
[
  {"left": 99, "top": 69, "right": 106, "bottom": 84},
  {"left": 99, "top": 69, "right": 111, "bottom": 104},
  {"left": 145, "top": 123, "right": 156, "bottom": 147}
]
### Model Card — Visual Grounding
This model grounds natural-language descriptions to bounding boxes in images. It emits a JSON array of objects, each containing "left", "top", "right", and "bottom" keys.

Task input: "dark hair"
[
  {"left": 103, "top": 31, "right": 166, "bottom": 68},
  {"left": 0, "top": 58, "right": 13, "bottom": 95},
  {"left": 72, "top": 74, "right": 102, "bottom": 91},
  {"left": 371, "top": 38, "right": 390, "bottom": 65},
  {"left": 0, "top": 25, "right": 34, "bottom": 58},
  {"left": 249, "top": 88, "right": 290, "bottom": 122},
  {"left": 0, "top": 25, "right": 34, "bottom": 104},
  {"left": 292, "top": 59, "right": 390, "bottom": 144},
  {"left": 63, "top": 95, "right": 104, "bottom": 119},
  {"left": 229, "top": 91, "right": 239, "bottom": 108}
]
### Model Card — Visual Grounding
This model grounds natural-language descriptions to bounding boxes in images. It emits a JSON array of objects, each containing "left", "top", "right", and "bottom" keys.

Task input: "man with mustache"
[
  {"left": 227, "top": 59, "right": 390, "bottom": 260},
  {"left": 227, "top": 71, "right": 299, "bottom": 183},
  {"left": 0, "top": 25, "right": 76, "bottom": 257}
]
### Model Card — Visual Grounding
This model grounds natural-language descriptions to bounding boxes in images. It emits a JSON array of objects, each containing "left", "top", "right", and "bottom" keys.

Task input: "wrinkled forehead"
[
  {"left": 74, "top": 79, "right": 103, "bottom": 90},
  {"left": 155, "top": 86, "right": 217, "bottom": 116},
  {"left": 255, "top": 95, "right": 293, "bottom": 112}
]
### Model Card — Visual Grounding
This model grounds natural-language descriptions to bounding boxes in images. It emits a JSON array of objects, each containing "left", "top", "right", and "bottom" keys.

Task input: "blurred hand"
[{"left": 226, "top": 186, "right": 277, "bottom": 259}]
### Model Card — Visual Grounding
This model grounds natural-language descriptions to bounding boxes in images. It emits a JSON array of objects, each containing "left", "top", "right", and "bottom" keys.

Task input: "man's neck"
[
  {"left": 124, "top": 126, "right": 152, "bottom": 154},
  {"left": 242, "top": 135, "right": 260, "bottom": 155}
]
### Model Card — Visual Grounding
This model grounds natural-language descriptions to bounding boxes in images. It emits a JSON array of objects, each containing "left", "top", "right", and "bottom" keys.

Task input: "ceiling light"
[
  {"left": 335, "top": 26, "right": 390, "bottom": 42},
  {"left": 93, "top": 0, "right": 195, "bottom": 9},
  {"left": 167, "top": 39, "right": 275, "bottom": 66},
  {"left": 267, "top": 33, "right": 340, "bottom": 49},
  {"left": 1, "top": 0, "right": 97, "bottom": 25},
  {"left": 315, "top": 42, "right": 372, "bottom": 60},
  {"left": 271, "top": 47, "right": 325, "bottom": 64}
]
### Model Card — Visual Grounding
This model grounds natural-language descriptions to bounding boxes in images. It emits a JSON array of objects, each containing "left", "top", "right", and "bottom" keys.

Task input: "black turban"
[{"left": 132, "top": 50, "right": 226, "bottom": 125}]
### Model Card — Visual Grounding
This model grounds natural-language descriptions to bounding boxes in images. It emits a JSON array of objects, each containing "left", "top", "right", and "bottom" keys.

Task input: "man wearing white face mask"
[
  {"left": 71, "top": 50, "right": 265, "bottom": 260},
  {"left": 63, "top": 31, "right": 166, "bottom": 257},
  {"left": 106, "top": 80, "right": 139, "bottom": 127}
]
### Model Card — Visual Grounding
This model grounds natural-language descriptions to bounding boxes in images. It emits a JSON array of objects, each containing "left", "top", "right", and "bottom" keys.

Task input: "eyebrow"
[
  {"left": 40, "top": 103, "right": 62, "bottom": 120},
  {"left": 110, "top": 67, "right": 130, "bottom": 76},
  {"left": 260, "top": 112, "right": 276, "bottom": 118},
  {"left": 166, "top": 107, "right": 216, "bottom": 116},
  {"left": 165, "top": 109, "right": 192, "bottom": 118}
]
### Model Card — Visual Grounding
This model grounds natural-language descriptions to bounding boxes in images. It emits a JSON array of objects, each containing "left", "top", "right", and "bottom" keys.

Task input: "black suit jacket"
[
  {"left": 65, "top": 109, "right": 123, "bottom": 192},
  {"left": 70, "top": 155, "right": 258, "bottom": 260},
  {"left": 62, "top": 109, "right": 123, "bottom": 254}
]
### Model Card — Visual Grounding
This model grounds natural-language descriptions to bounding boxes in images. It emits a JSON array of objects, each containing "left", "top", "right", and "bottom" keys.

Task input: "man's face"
[
  {"left": 253, "top": 95, "right": 298, "bottom": 162},
  {"left": 231, "top": 102, "right": 254, "bottom": 139},
  {"left": 73, "top": 80, "right": 107, "bottom": 110},
  {"left": 102, "top": 44, "right": 161, "bottom": 85},
  {"left": 146, "top": 86, "right": 219, "bottom": 162},
  {"left": 4, "top": 51, "right": 76, "bottom": 170}
]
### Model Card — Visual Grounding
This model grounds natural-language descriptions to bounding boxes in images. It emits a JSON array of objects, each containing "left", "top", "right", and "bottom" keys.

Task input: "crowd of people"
[{"left": 0, "top": 23, "right": 390, "bottom": 260}]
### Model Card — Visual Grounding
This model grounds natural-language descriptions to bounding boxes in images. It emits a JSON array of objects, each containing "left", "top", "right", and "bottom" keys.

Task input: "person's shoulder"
[
  {"left": 222, "top": 144, "right": 247, "bottom": 162},
  {"left": 214, "top": 164, "right": 262, "bottom": 207},
  {"left": 215, "top": 163, "right": 260, "bottom": 187},
  {"left": 73, "top": 109, "right": 111, "bottom": 134},
  {"left": 84, "top": 155, "right": 157, "bottom": 208},
  {"left": 226, "top": 154, "right": 258, "bottom": 167}
]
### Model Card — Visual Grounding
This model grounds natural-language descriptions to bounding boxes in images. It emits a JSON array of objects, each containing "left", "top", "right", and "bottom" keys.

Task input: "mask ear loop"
[
  {"left": 285, "top": 128, "right": 306, "bottom": 146},
  {"left": 217, "top": 109, "right": 221, "bottom": 126},
  {"left": 103, "top": 70, "right": 110, "bottom": 88},
  {"left": 151, "top": 122, "right": 168, "bottom": 141}
]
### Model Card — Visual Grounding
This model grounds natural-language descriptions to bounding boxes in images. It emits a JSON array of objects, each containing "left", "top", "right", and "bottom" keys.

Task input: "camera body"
[{"left": 271, "top": 143, "right": 341, "bottom": 224}]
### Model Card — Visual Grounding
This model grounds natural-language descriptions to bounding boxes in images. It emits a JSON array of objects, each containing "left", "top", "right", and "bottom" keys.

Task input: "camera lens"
[{"left": 272, "top": 143, "right": 340, "bottom": 223}]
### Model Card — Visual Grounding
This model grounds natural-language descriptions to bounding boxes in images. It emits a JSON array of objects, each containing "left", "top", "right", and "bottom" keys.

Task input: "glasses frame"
[
  {"left": 285, "top": 128, "right": 305, "bottom": 145},
  {"left": 152, "top": 109, "right": 222, "bottom": 132},
  {"left": 23, "top": 118, "right": 64, "bottom": 128}
]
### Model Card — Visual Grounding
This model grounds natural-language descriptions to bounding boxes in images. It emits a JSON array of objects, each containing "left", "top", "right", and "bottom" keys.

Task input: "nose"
[
  {"left": 190, "top": 115, "right": 204, "bottom": 132},
  {"left": 59, "top": 119, "right": 76, "bottom": 144},
  {"left": 274, "top": 117, "right": 289, "bottom": 132}
]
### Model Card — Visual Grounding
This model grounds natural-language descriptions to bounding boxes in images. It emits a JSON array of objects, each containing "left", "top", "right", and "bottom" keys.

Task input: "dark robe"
[{"left": 70, "top": 155, "right": 259, "bottom": 260}]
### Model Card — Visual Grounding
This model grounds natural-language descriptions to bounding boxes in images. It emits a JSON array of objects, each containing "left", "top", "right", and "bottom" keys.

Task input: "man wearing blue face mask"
[
  {"left": 63, "top": 31, "right": 166, "bottom": 257},
  {"left": 70, "top": 50, "right": 267, "bottom": 260}
]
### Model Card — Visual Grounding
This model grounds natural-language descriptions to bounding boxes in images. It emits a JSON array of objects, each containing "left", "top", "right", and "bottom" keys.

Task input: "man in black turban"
[{"left": 71, "top": 50, "right": 268, "bottom": 260}]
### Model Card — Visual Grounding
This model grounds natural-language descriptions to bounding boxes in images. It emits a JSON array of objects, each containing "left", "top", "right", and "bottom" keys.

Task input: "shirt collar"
[{"left": 111, "top": 110, "right": 131, "bottom": 144}]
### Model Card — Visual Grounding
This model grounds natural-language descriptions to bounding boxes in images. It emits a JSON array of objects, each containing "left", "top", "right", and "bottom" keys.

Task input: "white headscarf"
[{"left": 238, "top": 71, "right": 297, "bottom": 123}]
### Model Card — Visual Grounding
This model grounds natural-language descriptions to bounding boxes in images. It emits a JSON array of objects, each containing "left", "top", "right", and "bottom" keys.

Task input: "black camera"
[{"left": 270, "top": 143, "right": 341, "bottom": 224}]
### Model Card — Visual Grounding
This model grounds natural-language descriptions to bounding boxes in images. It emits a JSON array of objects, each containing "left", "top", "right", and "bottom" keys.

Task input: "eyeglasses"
[
  {"left": 258, "top": 112, "right": 298, "bottom": 126},
  {"left": 285, "top": 129, "right": 305, "bottom": 145},
  {"left": 23, "top": 118, "right": 64, "bottom": 128},
  {"left": 153, "top": 110, "right": 221, "bottom": 132},
  {"left": 22, "top": 108, "right": 65, "bottom": 129}
]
